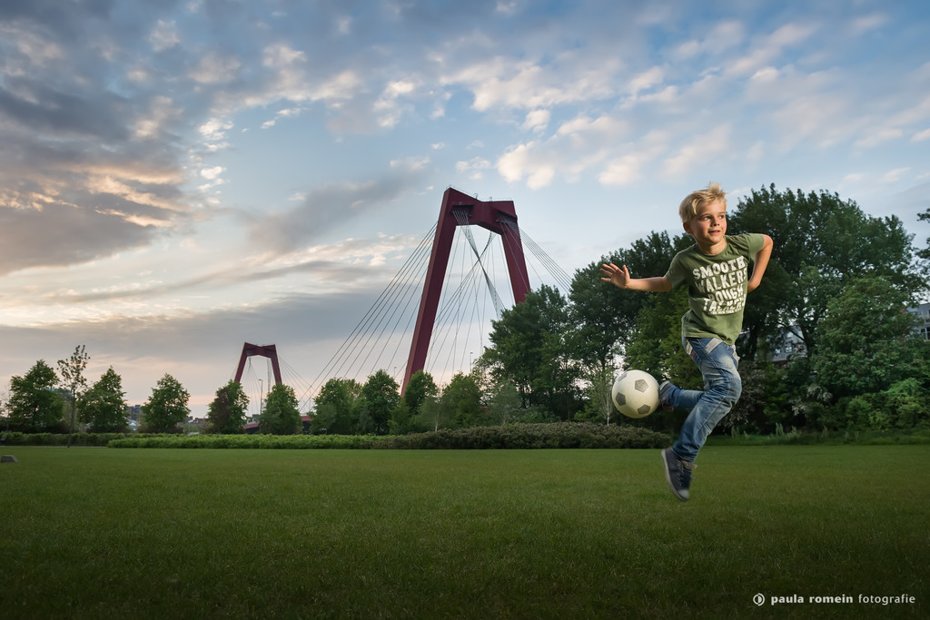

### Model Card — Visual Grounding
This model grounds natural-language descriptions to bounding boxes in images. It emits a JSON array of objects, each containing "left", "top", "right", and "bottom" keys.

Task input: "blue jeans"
[{"left": 663, "top": 337, "right": 742, "bottom": 463}]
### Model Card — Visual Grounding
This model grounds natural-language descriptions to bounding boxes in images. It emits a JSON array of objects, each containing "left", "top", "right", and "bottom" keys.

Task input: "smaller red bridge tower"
[{"left": 234, "top": 343, "right": 283, "bottom": 386}]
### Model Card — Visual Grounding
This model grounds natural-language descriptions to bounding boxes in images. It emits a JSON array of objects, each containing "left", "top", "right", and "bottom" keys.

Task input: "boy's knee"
[
  {"left": 717, "top": 369, "right": 741, "bottom": 404},
  {"left": 726, "top": 373, "right": 742, "bottom": 403}
]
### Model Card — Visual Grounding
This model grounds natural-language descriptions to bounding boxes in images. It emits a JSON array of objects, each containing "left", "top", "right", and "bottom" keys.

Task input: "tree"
[
  {"left": 206, "top": 381, "right": 249, "bottom": 434},
  {"left": 260, "top": 383, "right": 301, "bottom": 435},
  {"left": 568, "top": 231, "right": 690, "bottom": 370},
  {"left": 439, "top": 372, "right": 485, "bottom": 428},
  {"left": 388, "top": 398, "right": 413, "bottom": 434},
  {"left": 7, "top": 360, "right": 64, "bottom": 432},
  {"left": 624, "top": 287, "right": 701, "bottom": 389},
  {"left": 486, "top": 379, "right": 523, "bottom": 425},
  {"left": 812, "top": 275, "right": 928, "bottom": 402},
  {"left": 310, "top": 378, "right": 362, "bottom": 434},
  {"left": 579, "top": 365, "right": 616, "bottom": 426},
  {"left": 79, "top": 367, "right": 128, "bottom": 432},
  {"left": 729, "top": 185, "right": 922, "bottom": 358},
  {"left": 403, "top": 370, "right": 437, "bottom": 416},
  {"left": 414, "top": 394, "right": 444, "bottom": 432},
  {"left": 361, "top": 370, "right": 400, "bottom": 435},
  {"left": 485, "top": 285, "right": 581, "bottom": 419},
  {"left": 142, "top": 374, "right": 190, "bottom": 433},
  {"left": 918, "top": 207, "right": 930, "bottom": 278},
  {"left": 57, "top": 345, "right": 89, "bottom": 441}
]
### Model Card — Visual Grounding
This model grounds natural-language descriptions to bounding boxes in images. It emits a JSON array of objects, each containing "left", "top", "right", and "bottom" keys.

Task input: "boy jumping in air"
[{"left": 600, "top": 183, "right": 773, "bottom": 501}]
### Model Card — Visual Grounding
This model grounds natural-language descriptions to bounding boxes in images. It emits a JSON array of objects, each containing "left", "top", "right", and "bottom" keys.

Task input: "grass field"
[{"left": 1, "top": 445, "right": 927, "bottom": 619}]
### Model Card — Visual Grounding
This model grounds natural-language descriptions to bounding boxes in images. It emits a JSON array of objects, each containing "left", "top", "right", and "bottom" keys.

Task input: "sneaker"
[{"left": 661, "top": 448, "right": 694, "bottom": 501}]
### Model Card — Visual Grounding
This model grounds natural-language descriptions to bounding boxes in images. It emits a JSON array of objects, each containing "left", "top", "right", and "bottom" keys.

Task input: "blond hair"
[{"left": 678, "top": 182, "right": 727, "bottom": 224}]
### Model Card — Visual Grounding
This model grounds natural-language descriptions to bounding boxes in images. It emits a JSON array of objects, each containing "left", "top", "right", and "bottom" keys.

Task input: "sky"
[{"left": 1, "top": 0, "right": 929, "bottom": 418}]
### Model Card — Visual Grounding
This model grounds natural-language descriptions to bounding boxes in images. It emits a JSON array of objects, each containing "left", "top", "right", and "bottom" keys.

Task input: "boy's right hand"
[{"left": 600, "top": 262, "right": 631, "bottom": 288}]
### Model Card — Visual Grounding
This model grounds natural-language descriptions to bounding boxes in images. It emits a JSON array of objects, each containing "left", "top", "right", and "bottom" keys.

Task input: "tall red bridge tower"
[{"left": 402, "top": 188, "right": 530, "bottom": 392}]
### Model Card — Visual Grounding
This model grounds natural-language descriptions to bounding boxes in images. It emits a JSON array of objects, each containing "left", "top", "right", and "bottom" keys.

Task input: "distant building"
[
  {"left": 125, "top": 404, "right": 142, "bottom": 430},
  {"left": 907, "top": 302, "right": 930, "bottom": 340},
  {"left": 768, "top": 327, "right": 808, "bottom": 364}
]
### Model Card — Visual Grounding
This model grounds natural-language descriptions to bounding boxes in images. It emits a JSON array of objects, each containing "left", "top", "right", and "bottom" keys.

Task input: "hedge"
[
  {"left": 2, "top": 423, "right": 670, "bottom": 450},
  {"left": 380, "top": 423, "right": 669, "bottom": 449}
]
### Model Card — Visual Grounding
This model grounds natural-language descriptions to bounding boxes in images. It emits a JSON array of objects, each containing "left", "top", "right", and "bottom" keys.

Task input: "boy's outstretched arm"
[
  {"left": 600, "top": 263, "right": 672, "bottom": 292},
  {"left": 747, "top": 234, "right": 774, "bottom": 293}
]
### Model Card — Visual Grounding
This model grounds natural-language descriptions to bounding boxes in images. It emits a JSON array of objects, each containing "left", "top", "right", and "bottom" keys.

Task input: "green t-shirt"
[{"left": 664, "top": 233, "right": 766, "bottom": 345}]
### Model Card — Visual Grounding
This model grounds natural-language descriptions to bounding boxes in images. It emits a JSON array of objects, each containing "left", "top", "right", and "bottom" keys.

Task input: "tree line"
[{"left": 3, "top": 185, "right": 929, "bottom": 436}]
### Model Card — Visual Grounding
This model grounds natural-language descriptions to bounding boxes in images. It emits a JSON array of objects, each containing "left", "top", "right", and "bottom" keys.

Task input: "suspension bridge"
[{"left": 232, "top": 187, "right": 574, "bottom": 416}]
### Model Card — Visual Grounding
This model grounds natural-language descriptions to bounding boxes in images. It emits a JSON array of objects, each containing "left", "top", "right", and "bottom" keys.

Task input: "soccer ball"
[{"left": 611, "top": 369, "right": 660, "bottom": 418}]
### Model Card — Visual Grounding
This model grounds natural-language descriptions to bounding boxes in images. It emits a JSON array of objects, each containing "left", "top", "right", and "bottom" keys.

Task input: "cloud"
[
  {"left": 522, "top": 109, "right": 550, "bottom": 133},
  {"left": 189, "top": 52, "right": 242, "bottom": 85},
  {"left": 497, "top": 142, "right": 553, "bottom": 189},
  {"left": 249, "top": 169, "right": 427, "bottom": 253},
  {"left": 149, "top": 19, "right": 180, "bottom": 52},
  {"left": 912, "top": 128, "right": 930, "bottom": 143},
  {"left": 848, "top": 12, "right": 889, "bottom": 35},
  {"left": 498, "top": 113, "right": 634, "bottom": 188},
  {"left": 662, "top": 124, "right": 732, "bottom": 178},
  {"left": 855, "top": 128, "right": 904, "bottom": 149},
  {"left": 443, "top": 56, "right": 622, "bottom": 112},
  {"left": 628, "top": 66, "right": 664, "bottom": 96},
  {"left": 0, "top": 200, "right": 158, "bottom": 276},
  {"left": 725, "top": 21, "right": 818, "bottom": 78},
  {"left": 599, "top": 155, "right": 642, "bottom": 187},
  {"left": 456, "top": 157, "right": 494, "bottom": 180},
  {"left": 881, "top": 167, "right": 911, "bottom": 184}
]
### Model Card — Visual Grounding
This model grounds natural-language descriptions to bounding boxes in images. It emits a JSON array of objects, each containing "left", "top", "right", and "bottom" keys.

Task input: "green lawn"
[{"left": 1, "top": 446, "right": 927, "bottom": 619}]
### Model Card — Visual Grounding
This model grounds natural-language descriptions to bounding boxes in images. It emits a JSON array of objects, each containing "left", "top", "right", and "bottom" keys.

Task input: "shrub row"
[
  {"left": 379, "top": 423, "right": 669, "bottom": 450},
  {"left": 107, "top": 434, "right": 379, "bottom": 449},
  {"left": 0, "top": 432, "right": 139, "bottom": 446}
]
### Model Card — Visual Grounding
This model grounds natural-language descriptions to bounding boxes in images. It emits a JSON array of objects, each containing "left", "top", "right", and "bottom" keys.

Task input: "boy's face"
[{"left": 684, "top": 199, "right": 727, "bottom": 252}]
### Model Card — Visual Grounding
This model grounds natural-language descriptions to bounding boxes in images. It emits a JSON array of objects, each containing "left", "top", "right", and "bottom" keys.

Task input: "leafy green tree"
[
  {"left": 729, "top": 186, "right": 922, "bottom": 358},
  {"left": 880, "top": 378, "right": 929, "bottom": 429},
  {"left": 403, "top": 370, "right": 437, "bottom": 416},
  {"left": 725, "top": 360, "right": 792, "bottom": 433},
  {"left": 7, "top": 360, "right": 64, "bottom": 432},
  {"left": 624, "top": 287, "right": 701, "bottom": 389},
  {"left": 388, "top": 398, "right": 413, "bottom": 434},
  {"left": 206, "top": 381, "right": 249, "bottom": 434},
  {"left": 260, "top": 384, "right": 301, "bottom": 435},
  {"left": 486, "top": 379, "right": 523, "bottom": 425},
  {"left": 569, "top": 231, "right": 690, "bottom": 370},
  {"left": 57, "top": 345, "right": 89, "bottom": 440},
  {"left": 412, "top": 394, "right": 443, "bottom": 432},
  {"left": 141, "top": 374, "right": 190, "bottom": 433},
  {"left": 578, "top": 365, "right": 617, "bottom": 426},
  {"left": 812, "top": 275, "right": 927, "bottom": 401},
  {"left": 311, "top": 378, "right": 362, "bottom": 434},
  {"left": 485, "top": 285, "right": 581, "bottom": 419},
  {"left": 918, "top": 207, "right": 930, "bottom": 280},
  {"left": 79, "top": 367, "right": 128, "bottom": 432},
  {"left": 440, "top": 372, "right": 485, "bottom": 428},
  {"left": 361, "top": 370, "right": 400, "bottom": 435}
]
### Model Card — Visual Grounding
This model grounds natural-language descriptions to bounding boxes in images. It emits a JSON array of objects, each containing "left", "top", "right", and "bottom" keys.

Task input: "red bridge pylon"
[
  {"left": 402, "top": 188, "right": 530, "bottom": 392},
  {"left": 234, "top": 343, "right": 283, "bottom": 386}
]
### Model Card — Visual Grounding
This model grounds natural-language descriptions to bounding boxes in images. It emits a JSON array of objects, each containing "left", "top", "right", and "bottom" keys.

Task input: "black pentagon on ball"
[
  {"left": 637, "top": 404, "right": 651, "bottom": 415},
  {"left": 634, "top": 379, "right": 648, "bottom": 392},
  {"left": 615, "top": 393, "right": 626, "bottom": 406}
]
